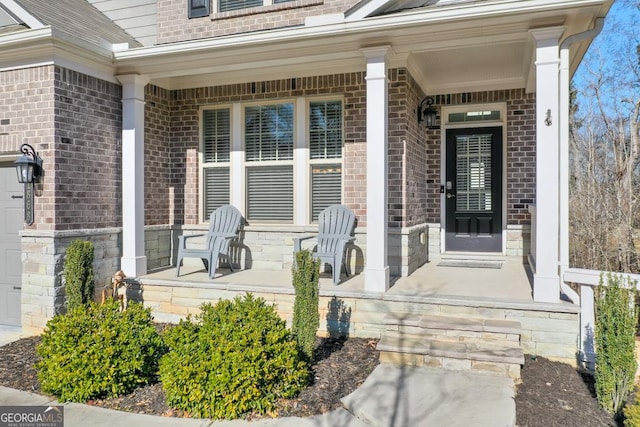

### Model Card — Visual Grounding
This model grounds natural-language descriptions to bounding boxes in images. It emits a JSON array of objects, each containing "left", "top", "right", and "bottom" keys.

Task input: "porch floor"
[{"left": 142, "top": 255, "right": 534, "bottom": 304}]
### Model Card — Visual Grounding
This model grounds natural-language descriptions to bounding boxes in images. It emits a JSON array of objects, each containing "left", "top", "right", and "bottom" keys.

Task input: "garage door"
[{"left": 0, "top": 164, "right": 23, "bottom": 326}]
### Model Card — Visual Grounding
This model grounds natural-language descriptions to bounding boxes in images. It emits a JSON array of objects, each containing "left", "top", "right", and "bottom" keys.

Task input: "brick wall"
[
  {"left": 0, "top": 66, "right": 56, "bottom": 229},
  {"left": 0, "top": 67, "right": 123, "bottom": 231},
  {"left": 145, "top": 85, "right": 173, "bottom": 225},
  {"left": 421, "top": 89, "right": 536, "bottom": 226},
  {"left": 54, "top": 68, "right": 123, "bottom": 230},
  {"left": 156, "top": 0, "right": 361, "bottom": 45}
]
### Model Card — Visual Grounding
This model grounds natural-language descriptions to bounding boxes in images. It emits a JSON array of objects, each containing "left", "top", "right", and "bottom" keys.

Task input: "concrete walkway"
[{"left": 0, "top": 330, "right": 516, "bottom": 427}]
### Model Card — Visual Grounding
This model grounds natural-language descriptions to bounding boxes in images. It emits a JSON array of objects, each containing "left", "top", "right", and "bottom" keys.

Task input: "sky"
[{"left": 572, "top": 0, "right": 640, "bottom": 118}]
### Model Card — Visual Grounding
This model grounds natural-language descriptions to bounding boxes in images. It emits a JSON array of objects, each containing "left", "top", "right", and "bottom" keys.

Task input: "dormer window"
[{"left": 188, "top": 0, "right": 211, "bottom": 18}]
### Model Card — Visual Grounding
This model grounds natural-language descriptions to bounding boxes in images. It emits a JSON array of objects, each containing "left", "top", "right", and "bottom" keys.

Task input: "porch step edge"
[
  {"left": 383, "top": 313, "right": 522, "bottom": 335},
  {"left": 377, "top": 334, "right": 524, "bottom": 366},
  {"left": 439, "top": 252, "right": 507, "bottom": 262}
]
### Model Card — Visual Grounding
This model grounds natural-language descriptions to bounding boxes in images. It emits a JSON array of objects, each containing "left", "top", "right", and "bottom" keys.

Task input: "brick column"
[
  {"left": 117, "top": 74, "right": 149, "bottom": 277},
  {"left": 362, "top": 46, "right": 391, "bottom": 292}
]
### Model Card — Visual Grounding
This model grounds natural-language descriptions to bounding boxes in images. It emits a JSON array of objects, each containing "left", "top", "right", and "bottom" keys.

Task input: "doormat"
[{"left": 437, "top": 260, "right": 503, "bottom": 269}]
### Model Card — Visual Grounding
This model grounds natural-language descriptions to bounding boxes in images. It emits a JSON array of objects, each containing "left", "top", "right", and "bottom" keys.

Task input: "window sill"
[{"left": 212, "top": 0, "right": 323, "bottom": 21}]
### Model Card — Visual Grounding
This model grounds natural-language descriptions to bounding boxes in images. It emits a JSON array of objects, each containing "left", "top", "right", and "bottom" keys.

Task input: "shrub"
[
  {"left": 159, "top": 294, "right": 309, "bottom": 419},
  {"left": 595, "top": 273, "right": 638, "bottom": 416},
  {"left": 624, "top": 390, "right": 640, "bottom": 427},
  {"left": 64, "top": 240, "right": 95, "bottom": 310},
  {"left": 36, "top": 301, "right": 166, "bottom": 402},
  {"left": 292, "top": 249, "right": 320, "bottom": 360}
]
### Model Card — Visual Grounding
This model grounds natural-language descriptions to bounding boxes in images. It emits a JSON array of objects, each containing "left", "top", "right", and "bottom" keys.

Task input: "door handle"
[
  {"left": 447, "top": 193, "right": 456, "bottom": 199},
  {"left": 11, "top": 195, "right": 23, "bottom": 199},
  {"left": 13, "top": 286, "right": 21, "bottom": 290}
]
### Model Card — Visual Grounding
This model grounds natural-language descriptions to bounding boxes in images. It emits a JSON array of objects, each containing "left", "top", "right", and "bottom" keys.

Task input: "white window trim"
[{"left": 200, "top": 96, "right": 344, "bottom": 225}]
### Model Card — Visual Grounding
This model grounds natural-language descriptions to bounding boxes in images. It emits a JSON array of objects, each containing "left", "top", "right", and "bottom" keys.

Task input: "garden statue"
[{"left": 101, "top": 270, "right": 128, "bottom": 310}]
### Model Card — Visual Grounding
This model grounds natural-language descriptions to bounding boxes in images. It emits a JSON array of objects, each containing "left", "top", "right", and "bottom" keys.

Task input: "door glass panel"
[{"left": 456, "top": 134, "right": 492, "bottom": 211}]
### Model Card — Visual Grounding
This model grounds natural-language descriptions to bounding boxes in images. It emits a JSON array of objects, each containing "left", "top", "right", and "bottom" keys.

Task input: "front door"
[
  {"left": 0, "top": 165, "right": 23, "bottom": 325},
  {"left": 445, "top": 127, "right": 502, "bottom": 252}
]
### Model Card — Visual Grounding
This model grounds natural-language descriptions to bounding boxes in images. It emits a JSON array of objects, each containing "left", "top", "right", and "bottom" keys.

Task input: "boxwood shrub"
[
  {"left": 36, "top": 301, "right": 166, "bottom": 402},
  {"left": 159, "top": 294, "right": 309, "bottom": 419}
]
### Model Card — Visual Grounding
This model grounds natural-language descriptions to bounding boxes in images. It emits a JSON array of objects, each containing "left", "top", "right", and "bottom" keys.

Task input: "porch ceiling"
[{"left": 113, "top": 1, "right": 608, "bottom": 94}]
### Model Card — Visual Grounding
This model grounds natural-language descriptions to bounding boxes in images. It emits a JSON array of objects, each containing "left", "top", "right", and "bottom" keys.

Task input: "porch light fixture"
[
  {"left": 14, "top": 143, "right": 43, "bottom": 225},
  {"left": 417, "top": 96, "right": 438, "bottom": 129}
]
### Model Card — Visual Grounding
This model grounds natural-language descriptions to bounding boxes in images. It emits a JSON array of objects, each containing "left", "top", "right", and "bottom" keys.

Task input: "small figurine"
[{"left": 101, "top": 270, "right": 128, "bottom": 310}]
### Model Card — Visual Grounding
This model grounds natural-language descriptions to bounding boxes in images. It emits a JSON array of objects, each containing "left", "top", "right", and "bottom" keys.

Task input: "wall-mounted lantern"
[
  {"left": 14, "top": 143, "right": 43, "bottom": 225},
  {"left": 417, "top": 96, "right": 438, "bottom": 129}
]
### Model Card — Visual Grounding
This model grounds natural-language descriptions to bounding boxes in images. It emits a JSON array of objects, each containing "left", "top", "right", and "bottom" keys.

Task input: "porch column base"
[
  {"left": 120, "top": 256, "right": 147, "bottom": 278},
  {"left": 365, "top": 267, "right": 390, "bottom": 292},
  {"left": 533, "top": 274, "right": 560, "bottom": 303}
]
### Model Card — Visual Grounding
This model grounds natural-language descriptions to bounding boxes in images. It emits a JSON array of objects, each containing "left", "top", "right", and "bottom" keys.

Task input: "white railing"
[{"left": 563, "top": 268, "right": 640, "bottom": 369}]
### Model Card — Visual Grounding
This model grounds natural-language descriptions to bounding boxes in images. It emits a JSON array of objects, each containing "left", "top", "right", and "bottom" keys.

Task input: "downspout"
[{"left": 559, "top": 17, "right": 605, "bottom": 303}]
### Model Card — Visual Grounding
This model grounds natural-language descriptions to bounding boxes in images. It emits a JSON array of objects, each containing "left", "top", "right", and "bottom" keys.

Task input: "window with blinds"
[
  {"left": 218, "top": 0, "right": 293, "bottom": 12},
  {"left": 203, "top": 168, "right": 230, "bottom": 220},
  {"left": 245, "top": 103, "right": 294, "bottom": 162},
  {"left": 203, "top": 108, "right": 230, "bottom": 163},
  {"left": 309, "top": 100, "right": 343, "bottom": 221},
  {"left": 219, "top": 0, "right": 262, "bottom": 12},
  {"left": 246, "top": 166, "right": 293, "bottom": 221},
  {"left": 202, "top": 108, "right": 231, "bottom": 221},
  {"left": 244, "top": 103, "right": 294, "bottom": 222},
  {"left": 310, "top": 101, "right": 342, "bottom": 159},
  {"left": 311, "top": 165, "right": 341, "bottom": 221},
  {"left": 456, "top": 134, "right": 492, "bottom": 212}
]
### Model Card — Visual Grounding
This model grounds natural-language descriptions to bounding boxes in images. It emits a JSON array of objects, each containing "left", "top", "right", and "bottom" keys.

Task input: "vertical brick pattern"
[
  {"left": 168, "top": 73, "right": 368, "bottom": 225},
  {"left": 421, "top": 89, "right": 536, "bottom": 226},
  {"left": 54, "top": 67, "right": 123, "bottom": 230},
  {"left": 156, "top": 0, "right": 361, "bottom": 45}
]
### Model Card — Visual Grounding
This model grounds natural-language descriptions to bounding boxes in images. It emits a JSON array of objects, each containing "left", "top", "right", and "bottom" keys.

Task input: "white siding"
[{"left": 87, "top": 0, "right": 157, "bottom": 46}]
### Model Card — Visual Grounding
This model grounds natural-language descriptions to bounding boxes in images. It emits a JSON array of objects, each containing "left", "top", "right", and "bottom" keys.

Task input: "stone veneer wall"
[
  {"left": 20, "top": 225, "right": 176, "bottom": 334},
  {"left": 20, "top": 229, "right": 121, "bottom": 334},
  {"left": 143, "top": 283, "right": 580, "bottom": 365}
]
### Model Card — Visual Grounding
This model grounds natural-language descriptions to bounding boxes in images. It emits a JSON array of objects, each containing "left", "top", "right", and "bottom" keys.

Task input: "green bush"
[
  {"left": 624, "top": 390, "right": 640, "bottom": 427},
  {"left": 595, "top": 273, "right": 638, "bottom": 416},
  {"left": 36, "top": 301, "right": 166, "bottom": 402},
  {"left": 64, "top": 240, "right": 95, "bottom": 310},
  {"left": 159, "top": 294, "right": 309, "bottom": 419},
  {"left": 292, "top": 249, "right": 320, "bottom": 360}
]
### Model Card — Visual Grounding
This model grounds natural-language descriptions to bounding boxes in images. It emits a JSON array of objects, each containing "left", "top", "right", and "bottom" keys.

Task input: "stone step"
[
  {"left": 384, "top": 313, "right": 521, "bottom": 334},
  {"left": 377, "top": 332, "right": 524, "bottom": 378},
  {"left": 383, "top": 313, "right": 521, "bottom": 347},
  {"left": 378, "top": 332, "right": 524, "bottom": 365}
]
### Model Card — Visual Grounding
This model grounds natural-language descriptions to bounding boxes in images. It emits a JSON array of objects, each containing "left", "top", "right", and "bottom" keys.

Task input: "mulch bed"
[
  {"left": 0, "top": 335, "right": 625, "bottom": 425},
  {"left": 0, "top": 334, "right": 380, "bottom": 419},
  {"left": 515, "top": 355, "right": 619, "bottom": 426}
]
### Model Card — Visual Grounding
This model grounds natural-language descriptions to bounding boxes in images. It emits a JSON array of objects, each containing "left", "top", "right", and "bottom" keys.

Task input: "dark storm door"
[{"left": 445, "top": 127, "right": 502, "bottom": 252}]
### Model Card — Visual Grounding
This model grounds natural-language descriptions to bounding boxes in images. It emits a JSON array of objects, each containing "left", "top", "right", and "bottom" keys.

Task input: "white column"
[
  {"left": 230, "top": 103, "right": 244, "bottom": 213},
  {"left": 117, "top": 74, "right": 149, "bottom": 277},
  {"left": 362, "top": 46, "right": 391, "bottom": 292},
  {"left": 294, "top": 97, "right": 310, "bottom": 225},
  {"left": 530, "top": 28, "right": 564, "bottom": 303}
]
